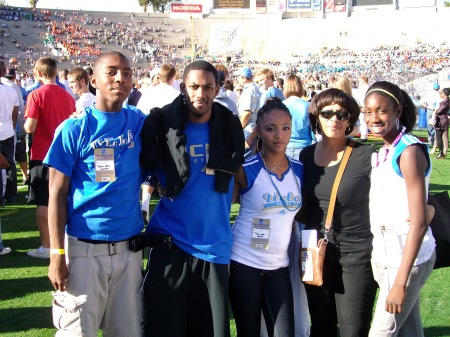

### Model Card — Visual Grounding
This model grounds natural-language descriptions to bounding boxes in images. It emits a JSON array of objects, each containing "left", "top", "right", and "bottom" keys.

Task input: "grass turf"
[{"left": 0, "top": 130, "right": 449, "bottom": 336}]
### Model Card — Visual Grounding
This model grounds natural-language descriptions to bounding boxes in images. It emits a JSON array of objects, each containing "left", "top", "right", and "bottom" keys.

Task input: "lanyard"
[{"left": 374, "top": 126, "right": 406, "bottom": 167}]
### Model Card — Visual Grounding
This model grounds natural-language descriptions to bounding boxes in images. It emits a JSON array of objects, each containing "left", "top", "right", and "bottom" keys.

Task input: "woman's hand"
[{"left": 385, "top": 283, "right": 406, "bottom": 314}]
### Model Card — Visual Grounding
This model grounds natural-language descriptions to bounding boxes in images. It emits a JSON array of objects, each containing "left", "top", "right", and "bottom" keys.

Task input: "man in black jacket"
[{"left": 140, "top": 60, "right": 244, "bottom": 337}]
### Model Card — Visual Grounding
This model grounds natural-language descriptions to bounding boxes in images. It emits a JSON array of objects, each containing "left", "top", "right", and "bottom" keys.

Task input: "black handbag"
[{"left": 427, "top": 191, "right": 450, "bottom": 269}]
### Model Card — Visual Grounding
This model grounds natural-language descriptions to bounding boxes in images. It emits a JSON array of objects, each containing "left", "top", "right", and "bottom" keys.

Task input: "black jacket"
[{"left": 140, "top": 94, "right": 245, "bottom": 197}]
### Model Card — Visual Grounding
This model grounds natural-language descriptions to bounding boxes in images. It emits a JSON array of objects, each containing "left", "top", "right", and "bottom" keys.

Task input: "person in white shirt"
[
  {"left": 353, "top": 75, "right": 371, "bottom": 141},
  {"left": 137, "top": 63, "right": 180, "bottom": 115},
  {"left": 2, "top": 67, "right": 27, "bottom": 185},
  {"left": 0, "top": 61, "right": 19, "bottom": 205},
  {"left": 68, "top": 67, "right": 96, "bottom": 113},
  {"left": 214, "top": 70, "right": 238, "bottom": 115}
]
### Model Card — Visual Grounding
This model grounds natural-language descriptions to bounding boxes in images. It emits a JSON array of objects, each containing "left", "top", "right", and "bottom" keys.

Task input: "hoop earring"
[
  {"left": 346, "top": 126, "right": 351, "bottom": 134},
  {"left": 256, "top": 137, "right": 263, "bottom": 153}
]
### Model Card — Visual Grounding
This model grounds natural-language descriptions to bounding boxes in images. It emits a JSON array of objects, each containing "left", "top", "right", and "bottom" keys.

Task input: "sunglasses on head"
[{"left": 319, "top": 110, "right": 350, "bottom": 121}]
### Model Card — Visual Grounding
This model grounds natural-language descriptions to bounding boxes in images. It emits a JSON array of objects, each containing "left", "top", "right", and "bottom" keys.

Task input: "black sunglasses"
[{"left": 319, "top": 110, "right": 350, "bottom": 121}]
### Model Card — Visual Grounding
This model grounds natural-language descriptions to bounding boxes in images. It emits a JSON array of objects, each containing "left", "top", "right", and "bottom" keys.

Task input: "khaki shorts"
[{"left": 52, "top": 236, "right": 144, "bottom": 337}]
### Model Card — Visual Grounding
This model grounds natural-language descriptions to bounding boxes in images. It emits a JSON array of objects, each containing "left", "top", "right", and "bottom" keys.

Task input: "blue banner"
[{"left": 287, "top": 0, "right": 312, "bottom": 9}]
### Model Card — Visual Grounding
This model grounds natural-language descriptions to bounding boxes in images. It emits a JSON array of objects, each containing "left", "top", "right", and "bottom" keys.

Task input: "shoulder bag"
[
  {"left": 428, "top": 191, "right": 450, "bottom": 269},
  {"left": 301, "top": 139, "right": 355, "bottom": 286}
]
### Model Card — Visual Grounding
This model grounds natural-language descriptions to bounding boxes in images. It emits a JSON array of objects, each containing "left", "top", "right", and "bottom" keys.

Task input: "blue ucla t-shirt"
[
  {"left": 44, "top": 105, "right": 146, "bottom": 241},
  {"left": 147, "top": 121, "right": 234, "bottom": 264}
]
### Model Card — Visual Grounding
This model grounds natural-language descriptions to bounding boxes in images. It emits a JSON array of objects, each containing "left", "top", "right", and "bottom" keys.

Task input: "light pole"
[{"left": 184, "top": 0, "right": 187, "bottom": 66}]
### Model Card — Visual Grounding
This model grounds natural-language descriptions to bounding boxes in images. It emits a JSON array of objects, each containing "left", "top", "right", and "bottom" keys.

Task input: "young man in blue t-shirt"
[{"left": 45, "top": 51, "right": 146, "bottom": 337}]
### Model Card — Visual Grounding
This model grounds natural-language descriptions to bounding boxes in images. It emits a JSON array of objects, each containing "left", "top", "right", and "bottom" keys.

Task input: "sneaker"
[
  {"left": 27, "top": 246, "right": 50, "bottom": 259},
  {"left": 0, "top": 247, "right": 12, "bottom": 256}
]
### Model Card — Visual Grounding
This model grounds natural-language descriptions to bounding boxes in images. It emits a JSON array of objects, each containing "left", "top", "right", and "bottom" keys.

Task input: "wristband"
[{"left": 50, "top": 248, "right": 65, "bottom": 255}]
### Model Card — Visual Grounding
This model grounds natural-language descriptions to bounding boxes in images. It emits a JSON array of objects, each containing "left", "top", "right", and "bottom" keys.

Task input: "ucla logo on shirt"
[
  {"left": 90, "top": 130, "right": 135, "bottom": 149},
  {"left": 189, "top": 143, "right": 209, "bottom": 166},
  {"left": 262, "top": 192, "right": 301, "bottom": 210}
]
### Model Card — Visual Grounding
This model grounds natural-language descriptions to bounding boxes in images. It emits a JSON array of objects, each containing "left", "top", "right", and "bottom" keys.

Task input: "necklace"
[
  {"left": 259, "top": 152, "right": 302, "bottom": 212},
  {"left": 261, "top": 154, "right": 285, "bottom": 172}
]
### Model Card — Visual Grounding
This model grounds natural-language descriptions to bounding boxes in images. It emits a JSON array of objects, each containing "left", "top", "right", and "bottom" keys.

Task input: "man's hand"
[
  {"left": 48, "top": 255, "right": 68, "bottom": 291},
  {"left": 70, "top": 111, "right": 82, "bottom": 118},
  {"left": 157, "top": 183, "right": 166, "bottom": 198}
]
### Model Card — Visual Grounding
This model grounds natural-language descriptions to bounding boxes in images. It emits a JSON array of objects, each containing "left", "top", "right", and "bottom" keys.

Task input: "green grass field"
[{"left": 0, "top": 131, "right": 449, "bottom": 336}]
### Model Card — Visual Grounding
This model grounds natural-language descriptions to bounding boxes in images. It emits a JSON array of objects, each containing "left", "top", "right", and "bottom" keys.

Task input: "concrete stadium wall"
[
  {"left": 2, "top": 6, "right": 449, "bottom": 65},
  {"left": 197, "top": 8, "right": 450, "bottom": 62}
]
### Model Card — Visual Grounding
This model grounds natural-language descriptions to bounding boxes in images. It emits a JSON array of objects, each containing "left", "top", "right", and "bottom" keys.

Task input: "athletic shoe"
[
  {"left": 0, "top": 247, "right": 12, "bottom": 256},
  {"left": 27, "top": 246, "right": 50, "bottom": 259}
]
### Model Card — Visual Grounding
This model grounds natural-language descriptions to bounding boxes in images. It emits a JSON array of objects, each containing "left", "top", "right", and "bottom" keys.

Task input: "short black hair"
[
  {"left": 183, "top": 60, "right": 218, "bottom": 85},
  {"left": 93, "top": 51, "right": 129, "bottom": 74},
  {"left": 217, "top": 70, "right": 226, "bottom": 86},
  {"left": 309, "top": 88, "right": 360, "bottom": 136}
]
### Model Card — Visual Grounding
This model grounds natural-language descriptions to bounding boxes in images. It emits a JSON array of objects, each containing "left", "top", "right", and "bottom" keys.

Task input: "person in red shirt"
[{"left": 24, "top": 56, "right": 75, "bottom": 259}]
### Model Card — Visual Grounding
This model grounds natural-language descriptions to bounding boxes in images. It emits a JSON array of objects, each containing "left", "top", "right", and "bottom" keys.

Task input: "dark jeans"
[
  {"left": 0, "top": 135, "right": 17, "bottom": 203},
  {"left": 305, "top": 245, "right": 377, "bottom": 337},
  {"left": 229, "top": 260, "right": 294, "bottom": 337},
  {"left": 435, "top": 129, "right": 445, "bottom": 153}
]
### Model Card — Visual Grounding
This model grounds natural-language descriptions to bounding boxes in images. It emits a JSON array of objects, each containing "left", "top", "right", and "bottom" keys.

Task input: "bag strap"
[{"left": 325, "top": 139, "right": 355, "bottom": 231}]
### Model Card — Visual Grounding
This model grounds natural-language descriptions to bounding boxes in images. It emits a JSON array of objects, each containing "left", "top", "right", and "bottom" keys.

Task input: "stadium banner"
[
  {"left": 209, "top": 23, "right": 242, "bottom": 55},
  {"left": 171, "top": 4, "right": 203, "bottom": 13},
  {"left": 256, "top": 0, "right": 267, "bottom": 13},
  {"left": 324, "top": 0, "right": 346, "bottom": 12},
  {"left": 288, "top": 0, "right": 312, "bottom": 9},
  {"left": 267, "top": 0, "right": 286, "bottom": 12},
  {"left": 213, "top": 0, "right": 251, "bottom": 9}
]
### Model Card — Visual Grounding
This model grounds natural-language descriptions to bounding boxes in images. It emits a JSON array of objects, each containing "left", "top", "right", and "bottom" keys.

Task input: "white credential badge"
[
  {"left": 94, "top": 148, "right": 116, "bottom": 182},
  {"left": 251, "top": 218, "right": 270, "bottom": 249}
]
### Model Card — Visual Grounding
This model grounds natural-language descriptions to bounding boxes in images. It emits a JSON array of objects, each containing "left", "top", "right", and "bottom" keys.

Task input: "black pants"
[
  {"left": 435, "top": 129, "right": 445, "bottom": 153},
  {"left": 305, "top": 245, "right": 377, "bottom": 337},
  {"left": 0, "top": 135, "right": 17, "bottom": 203},
  {"left": 229, "top": 261, "right": 294, "bottom": 337},
  {"left": 143, "top": 244, "right": 230, "bottom": 337}
]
